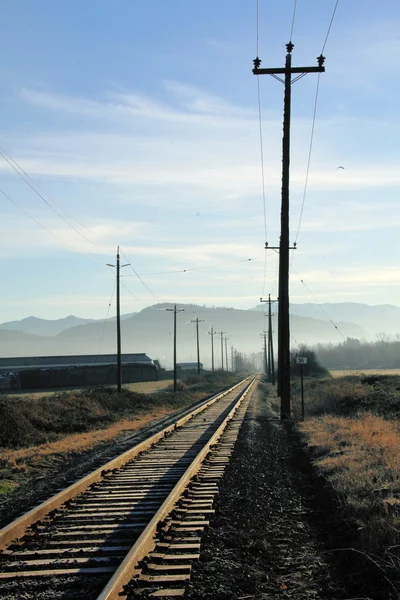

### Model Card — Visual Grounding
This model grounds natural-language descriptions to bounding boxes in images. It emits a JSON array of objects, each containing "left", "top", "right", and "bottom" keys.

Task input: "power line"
[
  {"left": 270, "top": 258, "right": 279, "bottom": 296},
  {"left": 321, "top": 0, "right": 340, "bottom": 54},
  {"left": 0, "top": 144, "right": 92, "bottom": 233},
  {"left": 255, "top": 2, "right": 267, "bottom": 242},
  {"left": 255, "top": 0, "right": 269, "bottom": 304},
  {"left": 138, "top": 256, "right": 261, "bottom": 276},
  {"left": 96, "top": 278, "right": 116, "bottom": 360},
  {"left": 293, "top": 73, "right": 321, "bottom": 248},
  {"left": 261, "top": 250, "right": 267, "bottom": 296},
  {"left": 0, "top": 144, "right": 110, "bottom": 258},
  {"left": 0, "top": 185, "right": 105, "bottom": 265},
  {"left": 256, "top": 78, "right": 268, "bottom": 242},
  {"left": 289, "top": 0, "right": 298, "bottom": 42},
  {"left": 292, "top": 268, "right": 345, "bottom": 339},
  {"left": 120, "top": 248, "right": 163, "bottom": 303},
  {"left": 292, "top": 1, "right": 340, "bottom": 255}
]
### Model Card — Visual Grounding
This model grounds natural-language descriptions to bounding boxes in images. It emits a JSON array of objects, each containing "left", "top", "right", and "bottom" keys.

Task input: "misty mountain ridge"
[
  {"left": 0, "top": 313, "right": 137, "bottom": 337},
  {"left": 0, "top": 303, "right": 366, "bottom": 366}
]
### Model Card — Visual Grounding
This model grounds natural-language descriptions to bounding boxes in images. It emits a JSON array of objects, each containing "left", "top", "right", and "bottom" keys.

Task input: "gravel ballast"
[{"left": 185, "top": 383, "right": 395, "bottom": 600}]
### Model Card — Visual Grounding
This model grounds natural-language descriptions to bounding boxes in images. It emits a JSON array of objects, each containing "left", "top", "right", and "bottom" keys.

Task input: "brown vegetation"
[
  {"left": 296, "top": 375, "right": 400, "bottom": 593},
  {"left": 0, "top": 372, "right": 241, "bottom": 499}
]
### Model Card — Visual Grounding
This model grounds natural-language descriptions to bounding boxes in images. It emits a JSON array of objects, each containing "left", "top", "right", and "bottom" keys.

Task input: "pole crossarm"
[
  {"left": 253, "top": 66, "right": 325, "bottom": 75},
  {"left": 265, "top": 244, "right": 297, "bottom": 250}
]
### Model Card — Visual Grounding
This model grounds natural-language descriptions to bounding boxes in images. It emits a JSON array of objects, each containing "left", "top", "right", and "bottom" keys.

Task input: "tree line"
[{"left": 314, "top": 335, "right": 400, "bottom": 370}]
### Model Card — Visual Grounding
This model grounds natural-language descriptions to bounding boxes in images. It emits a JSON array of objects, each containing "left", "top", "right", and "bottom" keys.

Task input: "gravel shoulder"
[{"left": 186, "top": 382, "right": 396, "bottom": 600}]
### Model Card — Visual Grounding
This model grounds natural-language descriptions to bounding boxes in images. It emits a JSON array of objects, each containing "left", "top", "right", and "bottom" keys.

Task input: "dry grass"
[
  {"left": 124, "top": 380, "right": 173, "bottom": 393},
  {"left": 301, "top": 413, "right": 400, "bottom": 556},
  {"left": 331, "top": 368, "right": 400, "bottom": 378},
  {"left": 0, "top": 408, "right": 173, "bottom": 475},
  {"left": 5, "top": 379, "right": 174, "bottom": 398}
]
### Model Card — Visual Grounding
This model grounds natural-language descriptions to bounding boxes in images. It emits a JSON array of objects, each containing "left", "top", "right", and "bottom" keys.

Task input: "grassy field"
[
  {"left": 3, "top": 379, "right": 174, "bottom": 399},
  {"left": 0, "top": 371, "right": 242, "bottom": 498},
  {"left": 331, "top": 368, "right": 400, "bottom": 377},
  {"left": 294, "top": 374, "right": 400, "bottom": 589}
]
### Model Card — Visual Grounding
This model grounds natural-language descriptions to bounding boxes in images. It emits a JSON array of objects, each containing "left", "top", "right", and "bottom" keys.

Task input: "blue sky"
[{"left": 0, "top": 0, "right": 399, "bottom": 322}]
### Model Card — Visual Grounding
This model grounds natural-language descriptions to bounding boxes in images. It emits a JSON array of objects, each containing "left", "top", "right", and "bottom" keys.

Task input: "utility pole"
[
  {"left": 261, "top": 331, "right": 268, "bottom": 375},
  {"left": 254, "top": 45, "right": 325, "bottom": 418},
  {"left": 208, "top": 327, "right": 217, "bottom": 372},
  {"left": 269, "top": 295, "right": 276, "bottom": 386},
  {"left": 260, "top": 296, "right": 278, "bottom": 386},
  {"left": 224, "top": 336, "right": 230, "bottom": 372},
  {"left": 107, "top": 246, "right": 130, "bottom": 393},
  {"left": 190, "top": 318, "right": 204, "bottom": 375},
  {"left": 231, "top": 345, "right": 234, "bottom": 372},
  {"left": 165, "top": 305, "right": 185, "bottom": 391},
  {"left": 216, "top": 331, "right": 225, "bottom": 370}
]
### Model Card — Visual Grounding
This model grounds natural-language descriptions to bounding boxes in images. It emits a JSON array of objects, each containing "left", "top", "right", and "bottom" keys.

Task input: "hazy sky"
[{"left": 0, "top": 0, "right": 399, "bottom": 322}]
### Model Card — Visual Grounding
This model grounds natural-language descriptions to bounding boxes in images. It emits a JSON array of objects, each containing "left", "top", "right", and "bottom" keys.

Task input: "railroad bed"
[{"left": 0, "top": 375, "right": 257, "bottom": 599}]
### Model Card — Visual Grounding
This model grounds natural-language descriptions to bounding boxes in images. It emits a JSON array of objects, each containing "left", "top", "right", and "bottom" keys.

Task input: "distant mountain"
[
  {"left": 0, "top": 304, "right": 366, "bottom": 364},
  {"left": 250, "top": 302, "right": 400, "bottom": 339},
  {"left": 0, "top": 313, "right": 137, "bottom": 337}
]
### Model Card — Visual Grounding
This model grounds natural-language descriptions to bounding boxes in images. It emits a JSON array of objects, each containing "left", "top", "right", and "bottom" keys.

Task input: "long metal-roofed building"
[{"left": 0, "top": 353, "right": 158, "bottom": 390}]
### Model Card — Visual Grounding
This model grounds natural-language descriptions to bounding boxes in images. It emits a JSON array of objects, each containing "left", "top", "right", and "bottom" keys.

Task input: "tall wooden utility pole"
[
  {"left": 261, "top": 331, "right": 268, "bottom": 375},
  {"left": 208, "top": 327, "right": 216, "bottom": 372},
  {"left": 254, "top": 44, "right": 325, "bottom": 418},
  {"left": 268, "top": 294, "right": 276, "bottom": 386},
  {"left": 224, "top": 336, "right": 230, "bottom": 372},
  {"left": 107, "top": 247, "right": 130, "bottom": 393},
  {"left": 166, "top": 305, "right": 185, "bottom": 391},
  {"left": 190, "top": 318, "right": 204, "bottom": 375},
  {"left": 216, "top": 331, "right": 225, "bottom": 370},
  {"left": 260, "top": 295, "right": 278, "bottom": 385}
]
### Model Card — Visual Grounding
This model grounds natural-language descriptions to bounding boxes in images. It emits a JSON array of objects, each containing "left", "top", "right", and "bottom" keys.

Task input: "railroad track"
[{"left": 0, "top": 375, "right": 257, "bottom": 599}]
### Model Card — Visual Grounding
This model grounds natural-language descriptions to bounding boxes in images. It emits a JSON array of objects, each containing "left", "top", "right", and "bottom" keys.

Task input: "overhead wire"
[
  {"left": 292, "top": 73, "right": 321, "bottom": 250},
  {"left": 256, "top": 0, "right": 269, "bottom": 300},
  {"left": 95, "top": 278, "right": 116, "bottom": 360},
  {"left": 138, "top": 256, "right": 261, "bottom": 276},
  {"left": 0, "top": 186, "right": 105, "bottom": 265},
  {"left": 0, "top": 144, "right": 111, "bottom": 259},
  {"left": 0, "top": 144, "right": 92, "bottom": 232},
  {"left": 321, "top": 0, "right": 340, "bottom": 54},
  {"left": 120, "top": 248, "right": 164, "bottom": 303},
  {"left": 292, "top": 268, "right": 345, "bottom": 339},
  {"left": 289, "top": 0, "right": 298, "bottom": 42},
  {"left": 291, "top": 0, "right": 340, "bottom": 263}
]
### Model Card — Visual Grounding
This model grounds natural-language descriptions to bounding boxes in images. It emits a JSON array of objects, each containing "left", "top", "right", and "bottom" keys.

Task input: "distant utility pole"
[
  {"left": 224, "top": 336, "right": 230, "bottom": 372},
  {"left": 216, "top": 331, "right": 225, "bottom": 370},
  {"left": 190, "top": 318, "right": 204, "bottom": 375},
  {"left": 165, "top": 305, "right": 185, "bottom": 391},
  {"left": 260, "top": 296, "right": 278, "bottom": 386},
  {"left": 254, "top": 45, "right": 325, "bottom": 418},
  {"left": 107, "top": 246, "right": 129, "bottom": 393},
  {"left": 261, "top": 331, "right": 268, "bottom": 375},
  {"left": 231, "top": 345, "right": 234, "bottom": 372},
  {"left": 208, "top": 327, "right": 217, "bottom": 372}
]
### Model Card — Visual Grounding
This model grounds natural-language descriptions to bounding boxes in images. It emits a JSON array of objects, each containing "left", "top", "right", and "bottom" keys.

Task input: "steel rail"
[
  {"left": 96, "top": 376, "right": 257, "bottom": 600},
  {"left": 0, "top": 377, "right": 251, "bottom": 551}
]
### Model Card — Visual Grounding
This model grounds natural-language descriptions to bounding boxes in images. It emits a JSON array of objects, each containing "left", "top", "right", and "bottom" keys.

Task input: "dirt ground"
[{"left": 185, "top": 383, "right": 398, "bottom": 600}]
